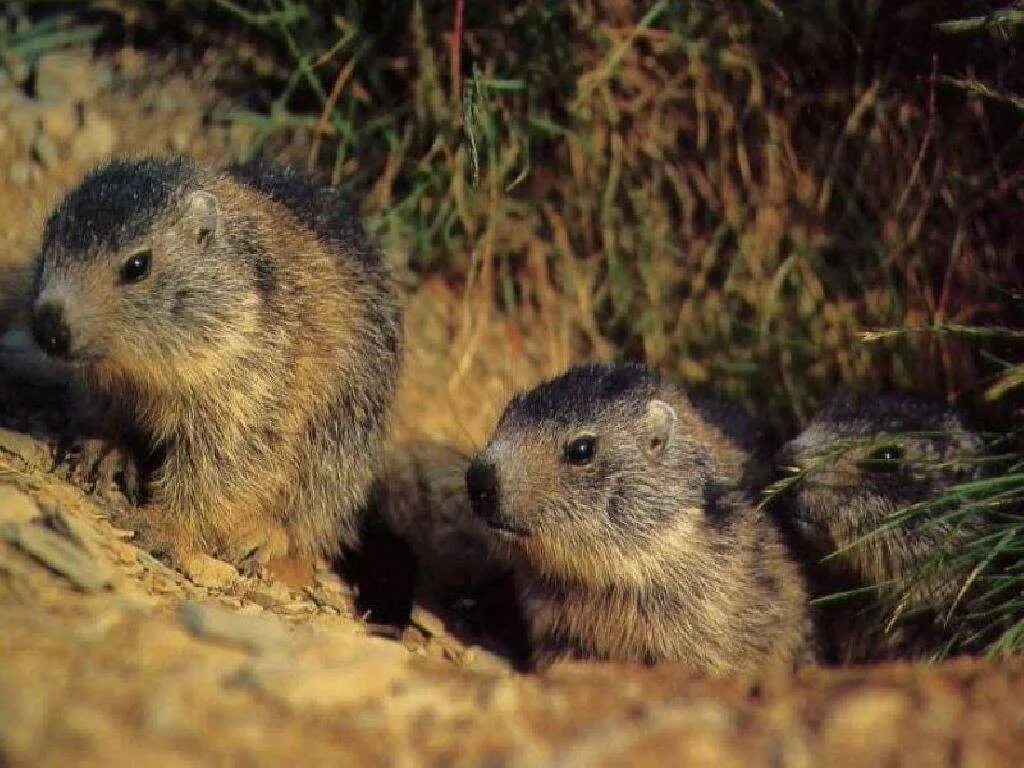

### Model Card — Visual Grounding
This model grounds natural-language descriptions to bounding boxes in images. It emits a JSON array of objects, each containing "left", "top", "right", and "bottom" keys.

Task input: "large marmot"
[{"left": 29, "top": 157, "right": 402, "bottom": 574}]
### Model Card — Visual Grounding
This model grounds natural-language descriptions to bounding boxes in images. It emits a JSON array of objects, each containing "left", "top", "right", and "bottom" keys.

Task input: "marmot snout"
[{"left": 468, "top": 363, "right": 816, "bottom": 672}]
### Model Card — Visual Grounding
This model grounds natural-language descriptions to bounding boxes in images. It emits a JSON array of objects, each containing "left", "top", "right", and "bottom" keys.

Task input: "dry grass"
[{"left": 86, "top": 0, "right": 1021, "bottom": 436}]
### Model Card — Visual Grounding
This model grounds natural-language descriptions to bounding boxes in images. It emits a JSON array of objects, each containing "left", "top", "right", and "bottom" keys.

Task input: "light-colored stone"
[
  {"left": 0, "top": 485, "right": 39, "bottom": 524},
  {"left": 70, "top": 113, "right": 117, "bottom": 163},
  {"left": 0, "top": 427, "right": 45, "bottom": 464},
  {"left": 2, "top": 519, "right": 114, "bottom": 592},
  {"left": 178, "top": 600, "right": 289, "bottom": 652},
  {"left": 4, "top": 98, "right": 39, "bottom": 146},
  {"left": 246, "top": 579, "right": 291, "bottom": 607},
  {"left": 38, "top": 101, "right": 79, "bottom": 143},
  {"left": 31, "top": 133, "right": 60, "bottom": 169},
  {"left": 180, "top": 553, "right": 238, "bottom": 588},
  {"left": 2, "top": 51, "right": 30, "bottom": 87},
  {"left": 35, "top": 52, "right": 105, "bottom": 103},
  {"left": 241, "top": 637, "right": 407, "bottom": 710},
  {"left": 820, "top": 688, "right": 911, "bottom": 762},
  {"left": 7, "top": 160, "right": 31, "bottom": 186}
]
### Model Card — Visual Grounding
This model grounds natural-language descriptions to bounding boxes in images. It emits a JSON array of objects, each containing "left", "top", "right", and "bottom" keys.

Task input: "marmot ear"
[
  {"left": 643, "top": 399, "right": 676, "bottom": 458},
  {"left": 185, "top": 190, "right": 220, "bottom": 245}
]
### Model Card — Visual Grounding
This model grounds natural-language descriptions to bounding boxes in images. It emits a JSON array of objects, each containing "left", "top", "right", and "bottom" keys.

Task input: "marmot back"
[
  {"left": 465, "top": 363, "right": 816, "bottom": 672},
  {"left": 29, "top": 157, "right": 402, "bottom": 573},
  {"left": 774, "top": 393, "right": 986, "bottom": 660}
]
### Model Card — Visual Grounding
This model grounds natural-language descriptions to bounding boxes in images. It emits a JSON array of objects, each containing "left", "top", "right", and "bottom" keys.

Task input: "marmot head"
[
  {"left": 30, "top": 158, "right": 260, "bottom": 386},
  {"left": 465, "top": 363, "right": 719, "bottom": 583},
  {"left": 776, "top": 393, "right": 984, "bottom": 587}
]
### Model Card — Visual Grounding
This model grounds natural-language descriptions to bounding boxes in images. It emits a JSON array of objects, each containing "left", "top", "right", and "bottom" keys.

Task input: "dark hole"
[{"left": 334, "top": 511, "right": 417, "bottom": 628}]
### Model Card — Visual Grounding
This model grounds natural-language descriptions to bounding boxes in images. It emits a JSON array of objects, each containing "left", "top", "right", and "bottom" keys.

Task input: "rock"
[
  {"left": 246, "top": 579, "right": 291, "bottom": 607},
  {"left": 240, "top": 636, "right": 407, "bottom": 710},
  {"left": 7, "top": 160, "right": 31, "bottom": 186},
  {"left": 70, "top": 113, "right": 117, "bottom": 163},
  {"left": 4, "top": 98, "right": 39, "bottom": 147},
  {"left": 178, "top": 600, "right": 289, "bottom": 653},
  {"left": 31, "top": 133, "right": 59, "bottom": 169},
  {"left": 38, "top": 101, "right": 78, "bottom": 143},
  {"left": 180, "top": 553, "right": 238, "bottom": 589},
  {"left": 34, "top": 52, "right": 104, "bottom": 103},
  {"left": 303, "top": 583, "right": 355, "bottom": 614},
  {"left": 0, "top": 427, "right": 46, "bottom": 464},
  {"left": 409, "top": 604, "right": 447, "bottom": 637},
  {"left": 2, "top": 51, "right": 30, "bottom": 87},
  {"left": 167, "top": 114, "right": 198, "bottom": 153},
  {"left": 0, "top": 485, "right": 39, "bottom": 524},
  {"left": 820, "top": 688, "right": 911, "bottom": 763},
  {"left": 136, "top": 549, "right": 191, "bottom": 588},
  {"left": 42, "top": 506, "right": 104, "bottom": 557},
  {"left": 2, "top": 519, "right": 114, "bottom": 592}
]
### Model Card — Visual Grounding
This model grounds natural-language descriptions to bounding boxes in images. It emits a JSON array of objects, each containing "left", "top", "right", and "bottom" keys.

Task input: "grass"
[{"left": 6, "top": 0, "right": 1024, "bottom": 655}]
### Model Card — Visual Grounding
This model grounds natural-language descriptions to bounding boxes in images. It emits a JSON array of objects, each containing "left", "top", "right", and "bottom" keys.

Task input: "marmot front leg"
[
  {"left": 61, "top": 437, "right": 142, "bottom": 504},
  {"left": 132, "top": 440, "right": 294, "bottom": 575}
]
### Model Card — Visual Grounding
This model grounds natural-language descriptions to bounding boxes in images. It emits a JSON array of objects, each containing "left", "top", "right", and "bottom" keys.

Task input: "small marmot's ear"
[
  {"left": 643, "top": 399, "right": 676, "bottom": 458},
  {"left": 185, "top": 190, "right": 220, "bottom": 245}
]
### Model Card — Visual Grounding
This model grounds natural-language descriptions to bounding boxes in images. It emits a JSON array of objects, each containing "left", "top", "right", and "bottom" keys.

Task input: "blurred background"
[{"left": 1, "top": 0, "right": 1021, "bottom": 445}]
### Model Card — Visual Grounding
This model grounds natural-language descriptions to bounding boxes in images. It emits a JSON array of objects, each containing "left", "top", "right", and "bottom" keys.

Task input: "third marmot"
[
  {"left": 773, "top": 393, "right": 986, "bottom": 660},
  {"left": 29, "top": 157, "right": 402, "bottom": 573},
  {"left": 465, "top": 363, "right": 816, "bottom": 672}
]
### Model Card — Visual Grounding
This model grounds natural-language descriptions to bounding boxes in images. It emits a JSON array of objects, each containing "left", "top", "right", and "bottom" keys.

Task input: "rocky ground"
[{"left": 1, "top": 43, "right": 1023, "bottom": 767}]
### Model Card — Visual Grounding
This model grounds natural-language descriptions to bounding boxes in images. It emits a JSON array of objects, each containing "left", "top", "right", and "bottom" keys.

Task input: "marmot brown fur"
[
  {"left": 29, "top": 157, "right": 402, "bottom": 573},
  {"left": 466, "top": 363, "right": 816, "bottom": 673},
  {"left": 774, "top": 393, "right": 985, "bottom": 660},
  {"left": 371, "top": 441, "right": 503, "bottom": 601}
]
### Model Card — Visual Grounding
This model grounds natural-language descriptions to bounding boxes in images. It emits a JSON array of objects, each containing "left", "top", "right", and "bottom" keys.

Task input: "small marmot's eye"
[
  {"left": 857, "top": 443, "right": 904, "bottom": 473},
  {"left": 119, "top": 249, "right": 152, "bottom": 285},
  {"left": 564, "top": 435, "right": 597, "bottom": 466}
]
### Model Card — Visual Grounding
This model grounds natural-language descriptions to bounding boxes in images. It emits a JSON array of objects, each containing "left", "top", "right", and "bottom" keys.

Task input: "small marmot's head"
[
  {"left": 465, "top": 363, "right": 718, "bottom": 582},
  {"left": 30, "top": 158, "right": 257, "bottom": 385},
  {"left": 776, "top": 394, "right": 984, "bottom": 587}
]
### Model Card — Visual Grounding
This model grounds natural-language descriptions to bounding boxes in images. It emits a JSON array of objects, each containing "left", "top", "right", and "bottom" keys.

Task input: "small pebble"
[
  {"left": 2, "top": 519, "right": 114, "bottom": 592},
  {"left": 179, "top": 553, "right": 238, "bottom": 589},
  {"left": 178, "top": 600, "right": 288, "bottom": 653},
  {"left": 0, "top": 486, "right": 39, "bottom": 524}
]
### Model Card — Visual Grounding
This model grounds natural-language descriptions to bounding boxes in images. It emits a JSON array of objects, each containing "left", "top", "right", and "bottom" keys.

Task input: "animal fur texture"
[
  {"left": 775, "top": 393, "right": 986, "bottom": 660},
  {"left": 30, "top": 157, "right": 402, "bottom": 570},
  {"left": 466, "top": 363, "right": 816, "bottom": 673}
]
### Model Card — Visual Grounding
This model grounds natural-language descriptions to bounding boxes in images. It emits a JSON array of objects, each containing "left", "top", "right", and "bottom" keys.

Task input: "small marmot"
[
  {"left": 773, "top": 393, "right": 985, "bottom": 659},
  {"left": 465, "top": 363, "right": 816, "bottom": 672},
  {"left": 29, "top": 157, "right": 402, "bottom": 573}
]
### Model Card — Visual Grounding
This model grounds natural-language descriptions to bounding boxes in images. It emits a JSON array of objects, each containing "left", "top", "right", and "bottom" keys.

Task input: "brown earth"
[{"left": 1, "top": 48, "right": 1023, "bottom": 768}]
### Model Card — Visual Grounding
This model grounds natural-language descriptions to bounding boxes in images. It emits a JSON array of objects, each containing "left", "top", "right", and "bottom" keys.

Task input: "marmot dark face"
[
  {"left": 31, "top": 159, "right": 256, "bottom": 384},
  {"left": 466, "top": 364, "right": 716, "bottom": 581},
  {"left": 776, "top": 394, "right": 984, "bottom": 587}
]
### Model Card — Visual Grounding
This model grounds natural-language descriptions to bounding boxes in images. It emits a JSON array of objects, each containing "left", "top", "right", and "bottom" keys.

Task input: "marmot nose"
[
  {"left": 31, "top": 303, "right": 72, "bottom": 358},
  {"left": 466, "top": 459, "right": 499, "bottom": 520}
]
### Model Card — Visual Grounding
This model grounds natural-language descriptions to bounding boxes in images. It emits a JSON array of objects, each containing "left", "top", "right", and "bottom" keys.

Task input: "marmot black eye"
[
  {"left": 857, "top": 443, "right": 904, "bottom": 473},
  {"left": 564, "top": 435, "right": 597, "bottom": 466},
  {"left": 119, "top": 249, "right": 152, "bottom": 285}
]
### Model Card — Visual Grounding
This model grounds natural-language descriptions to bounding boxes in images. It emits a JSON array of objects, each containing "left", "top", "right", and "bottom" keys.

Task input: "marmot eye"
[
  {"left": 119, "top": 249, "right": 152, "bottom": 284},
  {"left": 564, "top": 435, "right": 597, "bottom": 466},
  {"left": 857, "top": 443, "right": 904, "bottom": 473}
]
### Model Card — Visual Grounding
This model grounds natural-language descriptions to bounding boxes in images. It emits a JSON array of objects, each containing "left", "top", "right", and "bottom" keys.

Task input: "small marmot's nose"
[
  {"left": 466, "top": 459, "right": 499, "bottom": 520},
  {"left": 31, "top": 303, "right": 72, "bottom": 358}
]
